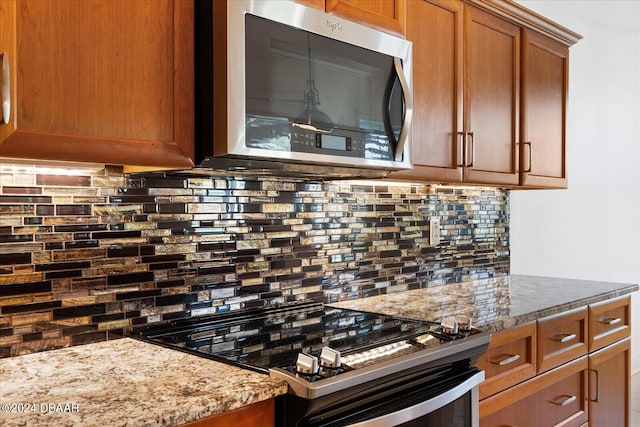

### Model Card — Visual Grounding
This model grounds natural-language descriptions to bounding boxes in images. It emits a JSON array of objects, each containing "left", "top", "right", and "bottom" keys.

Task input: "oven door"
[{"left": 282, "top": 365, "right": 484, "bottom": 427}]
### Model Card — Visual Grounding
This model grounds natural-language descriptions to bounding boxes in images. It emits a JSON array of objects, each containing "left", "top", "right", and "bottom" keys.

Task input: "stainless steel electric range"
[{"left": 131, "top": 301, "right": 490, "bottom": 426}]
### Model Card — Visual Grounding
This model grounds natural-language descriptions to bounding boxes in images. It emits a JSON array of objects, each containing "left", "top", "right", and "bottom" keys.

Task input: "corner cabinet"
[
  {"left": 390, "top": 0, "right": 580, "bottom": 189},
  {"left": 294, "top": 0, "right": 406, "bottom": 35},
  {"left": 478, "top": 295, "right": 632, "bottom": 427},
  {"left": 0, "top": 0, "right": 194, "bottom": 170}
]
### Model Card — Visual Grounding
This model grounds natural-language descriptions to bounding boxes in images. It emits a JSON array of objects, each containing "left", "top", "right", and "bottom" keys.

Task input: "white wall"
[{"left": 510, "top": 1, "right": 640, "bottom": 374}]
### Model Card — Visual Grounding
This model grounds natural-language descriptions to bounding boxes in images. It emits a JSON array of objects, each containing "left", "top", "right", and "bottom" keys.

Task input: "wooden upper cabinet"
[
  {"left": 391, "top": 1, "right": 520, "bottom": 186},
  {"left": 0, "top": 0, "right": 194, "bottom": 170},
  {"left": 0, "top": 0, "right": 16, "bottom": 146},
  {"left": 391, "top": 0, "right": 580, "bottom": 188},
  {"left": 520, "top": 29, "right": 569, "bottom": 188},
  {"left": 325, "top": 0, "right": 406, "bottom": 35},
  {"left": 389, "top": 0, "right": 464, "bottom": 183},
  {"left": 463, "top": 4, "right": 520, "bottom": 186},
  {"left": 293, "top": 0, "right": 325, "bottom": 10}
]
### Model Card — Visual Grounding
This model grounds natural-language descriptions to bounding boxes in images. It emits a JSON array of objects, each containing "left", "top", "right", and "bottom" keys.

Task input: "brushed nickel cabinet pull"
[
  {"left": 456, "top": 132, "right": 465, "bottom": 167},
  {"left": 466, "top": 132, "right": 475, "bottom": 167},
  {"left": 598, "top": 317, "right": 622, "bottom": 326},
  {"left": 523, "top": 141, "right": 532, "bottom": 172},
  {"left": 1, "top": 53, "right": 10, "bottom": 125},
  {"left": 551, "top": 333, "right": 577, "bottom": 343},
  {"left": 491, "top": 354, "right": 521, "bottom": 366},
  {"left": 589, "top": 369, "right": 600, "bottom": 402},
  {"left": 552, "top": 395, "right": 577, "bottom": 407}
]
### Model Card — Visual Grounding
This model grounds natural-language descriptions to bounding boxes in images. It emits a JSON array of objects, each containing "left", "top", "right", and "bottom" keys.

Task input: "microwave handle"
[{"left": 392, "top": 57, "right": 413, "bottom": 162}]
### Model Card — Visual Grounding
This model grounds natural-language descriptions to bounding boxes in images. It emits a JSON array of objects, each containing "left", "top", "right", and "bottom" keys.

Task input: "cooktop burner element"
[{"left": 131, "top": 301, "right": 490, "bottom": 399}]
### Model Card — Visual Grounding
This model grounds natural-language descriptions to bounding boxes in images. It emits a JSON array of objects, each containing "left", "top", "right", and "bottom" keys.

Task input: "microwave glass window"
[{"left": 244, "top": 14, "right": 403, "bottom": 160}]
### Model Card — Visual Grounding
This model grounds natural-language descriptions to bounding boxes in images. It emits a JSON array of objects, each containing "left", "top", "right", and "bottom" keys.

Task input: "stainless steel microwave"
[{"left": 196, "top": 0, "right": 413, "bottom": 178}]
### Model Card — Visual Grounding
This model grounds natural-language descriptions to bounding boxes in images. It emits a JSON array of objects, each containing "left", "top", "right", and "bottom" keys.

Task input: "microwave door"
[{"left": 243, "top": 12, "right": 410, "bottom": 169}]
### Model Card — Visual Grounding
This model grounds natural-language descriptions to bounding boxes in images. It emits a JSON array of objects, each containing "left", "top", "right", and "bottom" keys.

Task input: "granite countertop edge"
[
  {"left": 329, "top": 274, "right": 639, "bottom": 333},
  {"left": 504, "top": 282, "right": 638, "bottom": 329},
  {"left": 0, "top": 337, "right": 289, "bottom": 427}
]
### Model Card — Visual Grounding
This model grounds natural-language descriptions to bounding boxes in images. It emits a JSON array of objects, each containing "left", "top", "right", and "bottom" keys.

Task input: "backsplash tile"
[{"left": 0, "top": 166, "right": 509, "bottom": 357}]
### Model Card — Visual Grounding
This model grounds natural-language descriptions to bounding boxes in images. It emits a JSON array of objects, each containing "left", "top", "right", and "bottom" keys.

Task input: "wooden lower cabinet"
[
  {"left": 479, "top": 296, "right": 632, "bottom": 427},
  {"left": 588, "top": 338, "right": 631, "bottom": 427},
  {"left": 480, "top": 356, "right": 588, "bottom": 427},
  {"left": 179, "top": 398, "right": 275, "bottom": 427}
]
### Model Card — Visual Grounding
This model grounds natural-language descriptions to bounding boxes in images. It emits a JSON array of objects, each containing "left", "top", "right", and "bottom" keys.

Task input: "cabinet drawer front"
[
  {"left": 480, "top": 356, "right": 588, "bottom": 427},
  {"left": 588, "top": 296, "right": 631, "bottom": 352},
  {"left": 477, "top": 322, "right": 536, "bottom": 399},
  {"left": 535, "top": 365, "right": 588, "bottom": 427},
  {"left": 537, "top": 307, "right": 588, "bottom": 373}
]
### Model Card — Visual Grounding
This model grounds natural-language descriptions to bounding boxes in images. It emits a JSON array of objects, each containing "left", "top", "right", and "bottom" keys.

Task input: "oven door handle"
[{"left": 346, "top": 370, "right": 485, "bottom": 427}]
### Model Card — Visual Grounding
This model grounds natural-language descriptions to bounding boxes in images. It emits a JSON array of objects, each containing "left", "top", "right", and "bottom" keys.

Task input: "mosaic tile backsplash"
[{"left": 0, "top": 166, "right": 509, "bottom": 358}]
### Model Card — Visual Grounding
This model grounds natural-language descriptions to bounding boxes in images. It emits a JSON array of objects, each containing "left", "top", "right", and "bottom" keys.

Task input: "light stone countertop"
[
  {"left": 0, "top": 338, "right": 288, "bottom": 427},
  {"left": 330, "top": 274, "right": 639, "bottom": 331}
]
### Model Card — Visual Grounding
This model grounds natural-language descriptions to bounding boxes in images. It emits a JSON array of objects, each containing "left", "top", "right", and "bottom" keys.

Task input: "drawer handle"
[
  {"left": 552, "top": 395, "right": 577, "bottom": 407},
  {"left": 551, "top": 333, "right": 576, "bottom": 343},
  {"left": 491, "top": 354, "right": 521, "bottom": 366},
  {"left": 598, "top": 317, "right": 622, "bottom": 326}
]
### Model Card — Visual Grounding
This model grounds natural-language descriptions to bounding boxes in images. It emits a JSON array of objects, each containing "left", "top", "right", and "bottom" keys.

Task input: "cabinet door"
[
  {"left": 463, "top": 5, "right": 520, "bottom": 186},
  {"left": 0, "top": 0, "right": 16, "bottom": 144},
  {"left": 389, "top": 0, "right": 464, "bottom": 183},
  {"left": 520, "top": 29, "right": 569, "bottom": 188},
  {"left": 0, "top": 0, "right": 194, "bottom": 169},
  {"left": 588, "top": 338, "right": 630, "bottom": 427},
  {"left": 325, "top": 0, "right": 405, "bottom": 35}
]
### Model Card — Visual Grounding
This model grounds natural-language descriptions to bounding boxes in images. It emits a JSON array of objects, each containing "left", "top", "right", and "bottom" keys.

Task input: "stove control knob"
[
  {"left": 296, "top": 353, "right": 319, "bottom": 375},
  {"left": 456, "top": 315, "right": 472, "bottom": 331},
  {"left": 441, "top": 316, "right": 459, "bottom": 335},
  {"left": 320, "top": 347, "right": 341, "bottom": 369}
]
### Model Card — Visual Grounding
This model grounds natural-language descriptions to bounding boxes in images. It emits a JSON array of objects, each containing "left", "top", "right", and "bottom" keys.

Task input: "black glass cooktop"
[{"left": 131, "top": 301, "right": 480, "bottom": 376}]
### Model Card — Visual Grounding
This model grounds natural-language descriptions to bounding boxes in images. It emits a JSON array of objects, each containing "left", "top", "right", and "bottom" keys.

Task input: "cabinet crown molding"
[{"left": 465, "top": 0, "right": 582, "bottom": 46}]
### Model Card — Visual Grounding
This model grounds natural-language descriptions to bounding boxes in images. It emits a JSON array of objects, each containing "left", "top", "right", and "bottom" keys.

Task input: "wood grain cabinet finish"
[
  {"left": 461, "top": 4, "right": 520, "bottom": 186},
  {"left": 325, "top": 0, "right": 405, "bottom": 35},
  {"left": 179, "top": 398, "right": 275, "bottom": 427},
  {"left": 294, "top": 0, "right": 405, "bottom": 35},
  {"left": 476, "top": 322, "right": 536, "bottom": 400},
  {"left": 0, "top": 0, "right": 194, "bottom": 170},
  {"left": 391, "top": 0, "right": 520, "bottom": 185},
  {"left": 389, "top": 0, "right": 464, "bottom": 183},
  {"left": 480, "top": 356, "right": 588, "bottom": 427},
  {"left": 479, "top": 296, "right": 632, "bottom": 427},
  {"left": 520, "top": 29, "right": 570, "bottom": 188},
  {"left": 537, "top": 306, "right": 588, "bottom": 374},
  {"left": 588, "top": 338, "right": 631, "bottom": 427},
  {"left": 390, "top": 0, "right": 580, "bottom": 188},
  {"left": 588, "top": 295, "right": 631, "bottom": 352}
]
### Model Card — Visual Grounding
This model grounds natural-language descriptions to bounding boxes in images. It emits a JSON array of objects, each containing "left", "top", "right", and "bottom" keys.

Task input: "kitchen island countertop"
[{"left": 0, "top": 337, "right": 288, "bottom": 427}]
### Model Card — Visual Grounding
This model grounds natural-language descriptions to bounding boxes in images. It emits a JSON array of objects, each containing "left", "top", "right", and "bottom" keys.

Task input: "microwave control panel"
[{"left": 245, "top": 115, "right": 393, "bottom": 161}]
